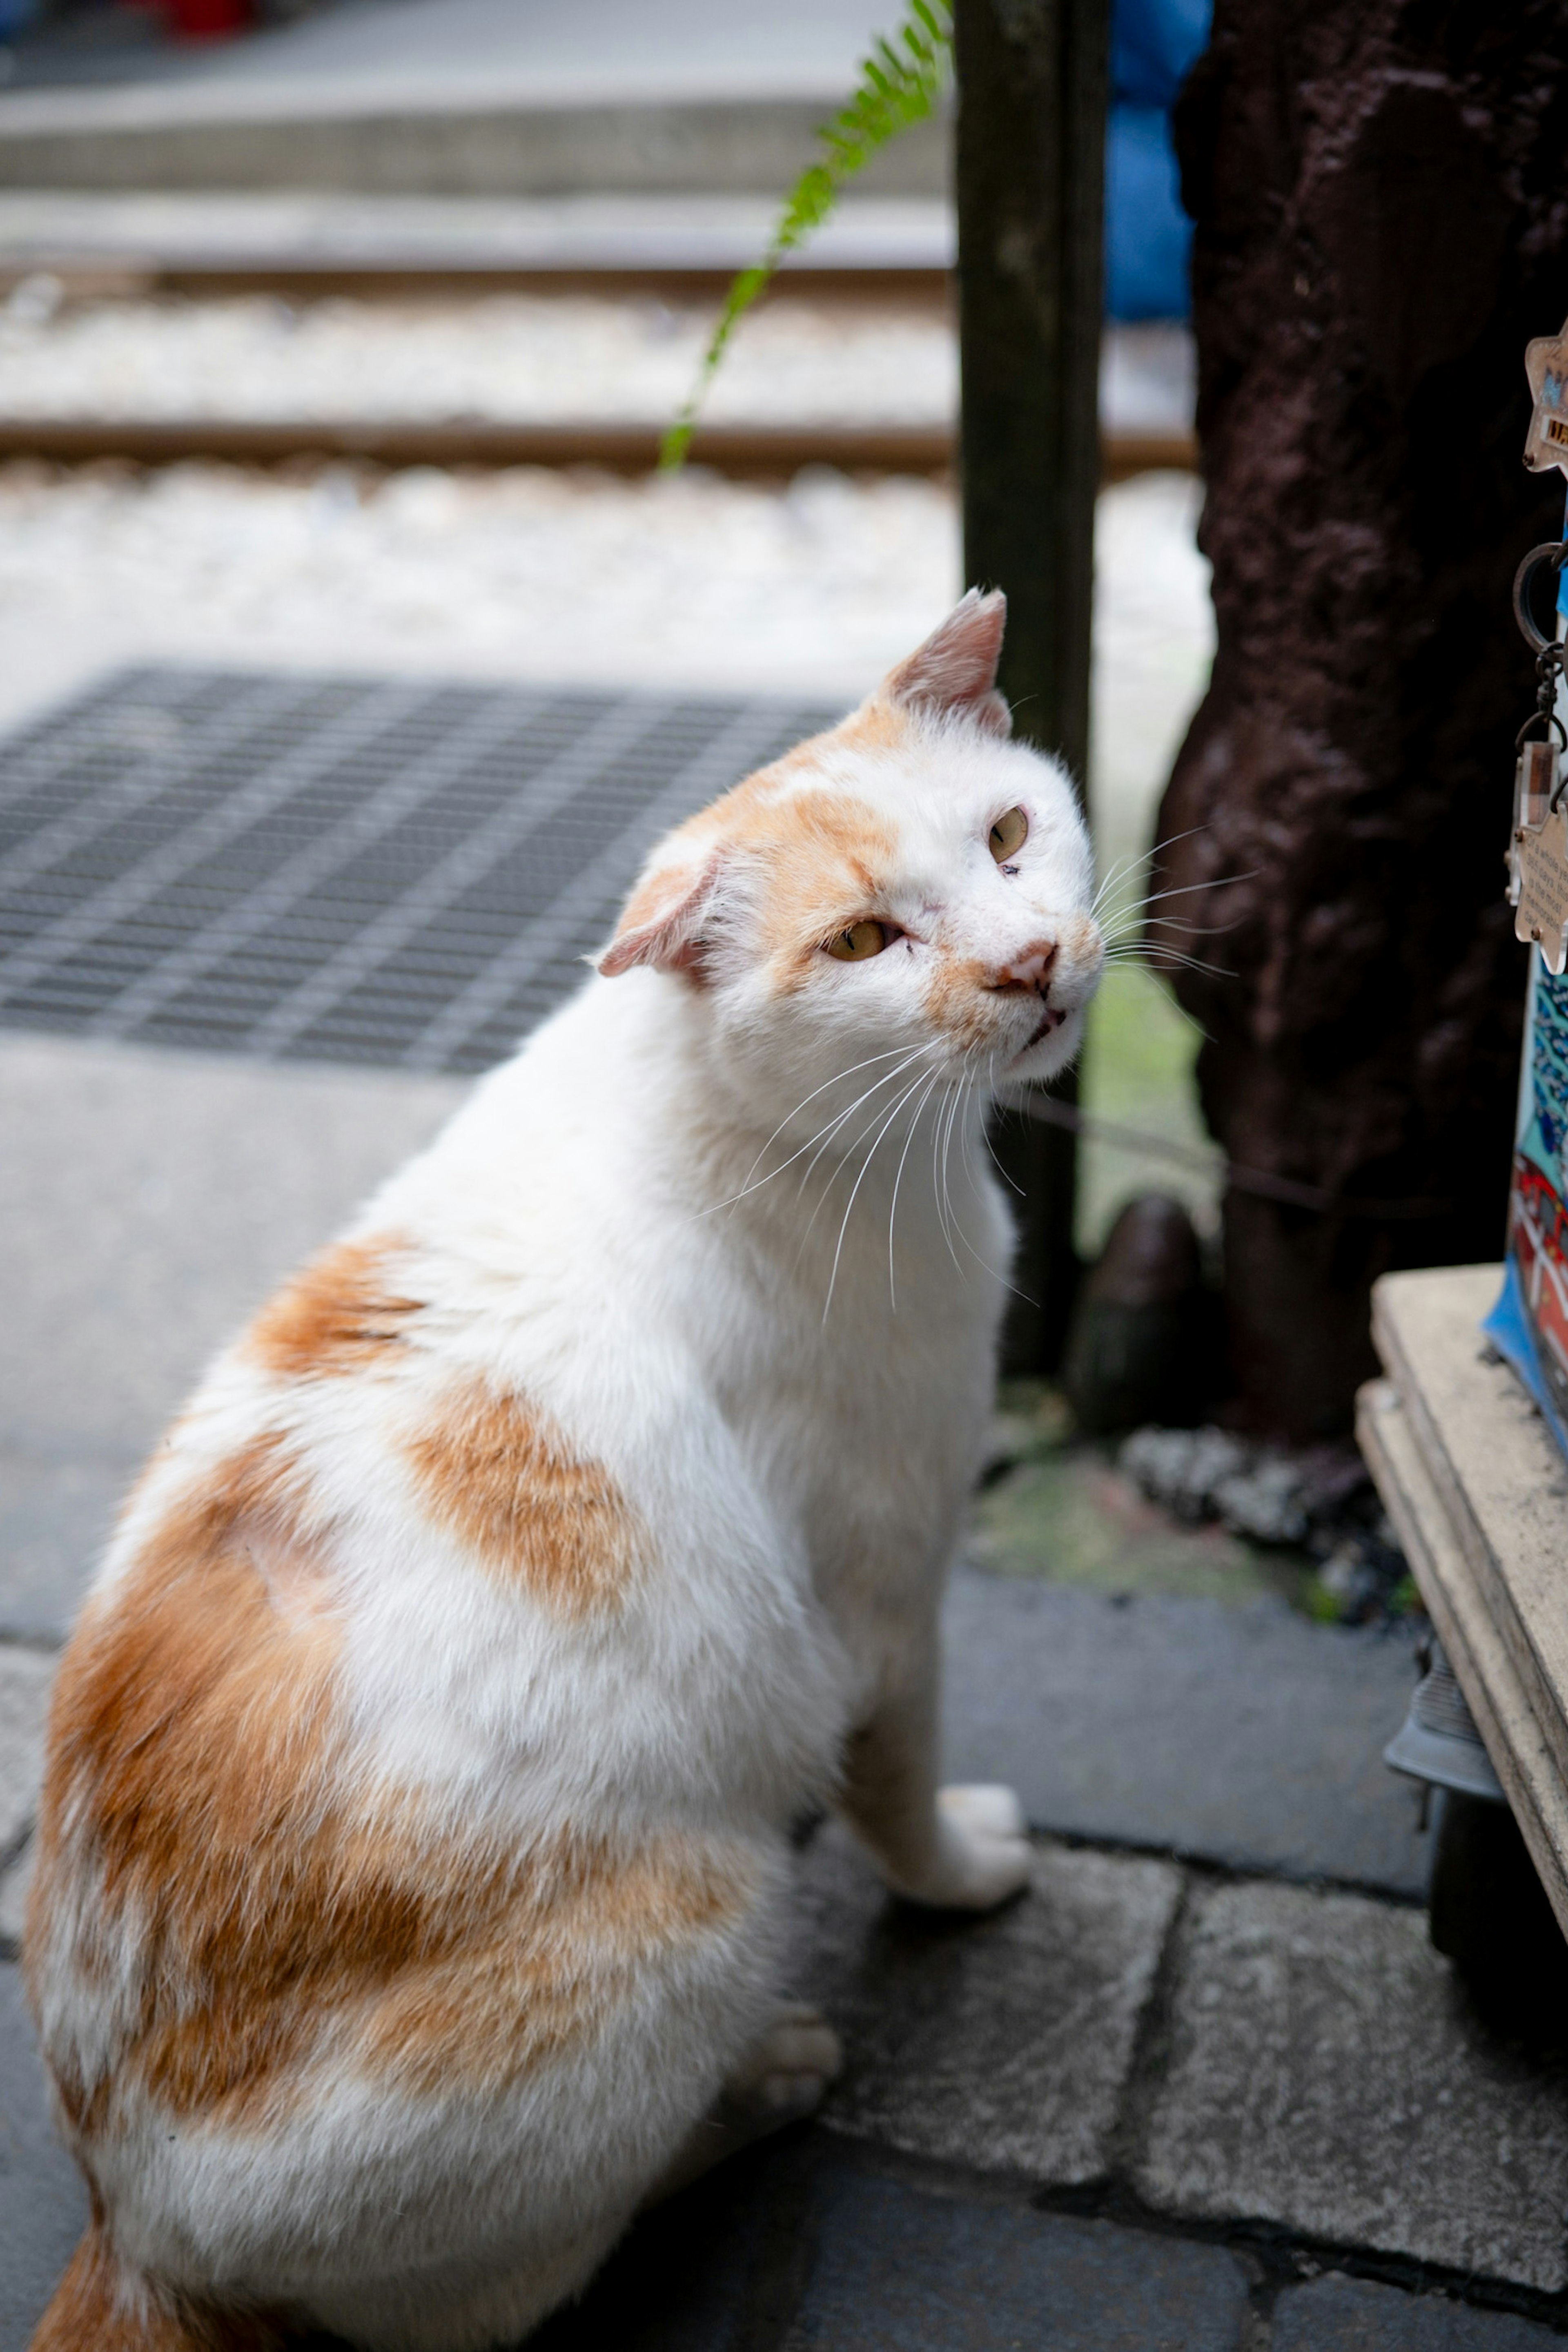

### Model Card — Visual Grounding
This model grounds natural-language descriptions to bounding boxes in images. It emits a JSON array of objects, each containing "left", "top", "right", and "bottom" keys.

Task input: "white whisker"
[
  {"left": 701, "top": 1043, "right": 936, "bottom": 1217},
  {"left": 1089, "top": 824, "right": 1211, "bottom": 918},
  {"left": 794, "top": 1042, "right": 941, "bottom": 1203},
  {"left": 886, "top": 1067, "right": 945, "bottom": 1312},
  {"left": 936, "top": 1075, "right": 967, "bottom": 1281},
  {"left": 794, "top": 1052, "right": 940, "bottom": 1269},
  {"left": 822, "top": 1068, "right": 938, "bottom": 1325}
]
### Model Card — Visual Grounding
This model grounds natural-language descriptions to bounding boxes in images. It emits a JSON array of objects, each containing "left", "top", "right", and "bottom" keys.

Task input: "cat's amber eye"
[
  {"left": 826, "top": 919, "right": 892, "bottom": 961},
  {"left": 989, "top": 806, "right": 1029, "bottom": 862}
]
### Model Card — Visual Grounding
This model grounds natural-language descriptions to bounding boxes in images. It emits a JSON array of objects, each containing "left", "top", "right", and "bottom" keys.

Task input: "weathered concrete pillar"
[{"left": 1154, "top": 0, "right": 1568, "bottom": 1440}]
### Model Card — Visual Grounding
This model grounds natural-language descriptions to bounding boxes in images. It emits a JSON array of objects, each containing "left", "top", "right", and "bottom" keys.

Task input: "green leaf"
[{"left": 661, "top": 0, "right": 953, "bottom": 470}]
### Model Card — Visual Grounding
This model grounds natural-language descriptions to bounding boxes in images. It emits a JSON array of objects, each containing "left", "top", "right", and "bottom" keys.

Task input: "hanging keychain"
[{"left": 1509, "top": 540, "right": 1568, "bottom": 969}]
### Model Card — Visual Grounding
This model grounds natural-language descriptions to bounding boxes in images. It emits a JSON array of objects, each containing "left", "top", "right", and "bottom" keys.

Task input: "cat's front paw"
[{"left": 899, "top": 1784, "right": 1031, "bottom": 1911}]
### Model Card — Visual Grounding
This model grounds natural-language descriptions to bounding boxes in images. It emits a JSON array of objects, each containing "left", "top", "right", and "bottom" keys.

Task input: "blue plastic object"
[
  {"left": 1482, "top": 1256, "right": 1568, "bottom": 1461},
  {"left": 1113, "top": 0, "right": 1210, "bottom": 106},
  {"left": 1105, "top": 0, "right": 1212, "bottom": 321}
]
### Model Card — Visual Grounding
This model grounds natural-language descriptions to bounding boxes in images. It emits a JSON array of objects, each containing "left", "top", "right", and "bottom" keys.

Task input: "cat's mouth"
[{"left": 1018, "top": 1005, "right": 1067, "bottom": 1057}]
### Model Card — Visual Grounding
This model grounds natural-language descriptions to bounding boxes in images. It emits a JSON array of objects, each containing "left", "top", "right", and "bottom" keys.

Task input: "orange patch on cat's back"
[
  {"left": 30, "top": 1430, "right": 350, "bottom": 2127},
  {"left": 405, "top": 1374, "right": 641, "bottom": 1612},
  {"left": 245, "top": 1234, "right": 422, "bottom": 1381}
]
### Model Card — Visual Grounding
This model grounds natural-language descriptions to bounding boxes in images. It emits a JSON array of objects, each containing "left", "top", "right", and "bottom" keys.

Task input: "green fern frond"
[{"left": 660, "top": 0, "right": 952, "bottom": 470}]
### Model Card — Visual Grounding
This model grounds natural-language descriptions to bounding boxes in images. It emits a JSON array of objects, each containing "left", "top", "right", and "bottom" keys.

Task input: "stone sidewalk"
[
  {"left": 2, "top": 1031, "right": 1567, "bottom": 2349},
  {"left": 7, "top": 1828, "right": 1568, "bottom": 2349}
]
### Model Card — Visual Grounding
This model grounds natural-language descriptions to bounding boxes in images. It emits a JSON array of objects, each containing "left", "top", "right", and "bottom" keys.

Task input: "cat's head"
[{"left": 597, "top": 591, "right": 1101, "bottom": 1123}]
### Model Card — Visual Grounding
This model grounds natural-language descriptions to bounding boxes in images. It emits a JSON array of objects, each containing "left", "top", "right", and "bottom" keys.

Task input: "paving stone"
[
  {"left": 0, "top": 1962, "right": 88, "bottom": 2352},
  {"left": 0, "top": 1839, "right": 32, "bottom": 1955},
  {"left": 0, "top": 1450, "right": 129, "bottom": 1644},
  {"left": 533, "top": 2134, "right": 1249, "bottom": 2352},
  {"left": 1273, "top": 2273, "right": 1565, "bottom": 2352},
  {"left": 530, "top": 2130, "right": 816, "bottom": 2352},
  {"left": 0, "top": 1647, "right": 51, "bottom": 1861},
  {"left": 793, "top": 1824, "right": 1180, "bottom": 2184},
  {"left": 943, "top": 1569, "right": 1433, "bottom": 1896},
  {"left": 1136, "top": 1879, "right": 1568, "bottom": 2292},
  {"left": 785, "top": 2167, "right": 1250, "bottom": 2351}
]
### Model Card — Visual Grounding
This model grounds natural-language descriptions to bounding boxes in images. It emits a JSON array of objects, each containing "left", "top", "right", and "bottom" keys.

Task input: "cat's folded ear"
[
  {"left": 597, "top": 844, "right": 725, "bottom": 980},
  {"left": 878, "top": 588, "right": 1011, "bottom": 737}
]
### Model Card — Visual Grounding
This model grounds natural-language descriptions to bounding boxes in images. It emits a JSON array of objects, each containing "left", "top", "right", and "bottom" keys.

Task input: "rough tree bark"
[{"left": 1154, "top": 0, "right": 1568, "bottom": 1441}]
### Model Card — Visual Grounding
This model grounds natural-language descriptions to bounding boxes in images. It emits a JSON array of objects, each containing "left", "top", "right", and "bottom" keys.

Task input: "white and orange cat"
[{"left": 25, "top": 591, "right": 1103, "bottom": 2352}]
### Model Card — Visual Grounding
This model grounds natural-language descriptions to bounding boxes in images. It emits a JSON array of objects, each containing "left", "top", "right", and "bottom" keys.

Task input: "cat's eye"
[
  {"left": 989, "top": 806, "right": 1029, "bottom": 862},
  {"left": 989, "top": 805, "right": 1029, "bottom": 861},
  {"left": 826, "top": 920, "right": 892, "bottom": 961}
]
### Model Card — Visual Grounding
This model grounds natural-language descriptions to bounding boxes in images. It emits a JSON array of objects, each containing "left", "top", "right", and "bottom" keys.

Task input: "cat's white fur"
[{"left": 27, "top": 593, "right": 1102, "bottom": 2351}]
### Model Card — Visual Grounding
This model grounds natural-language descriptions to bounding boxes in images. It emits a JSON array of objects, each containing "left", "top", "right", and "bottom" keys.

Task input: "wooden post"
[{"left": 953, "top": 0, "right": 1111, "bottom": 1374}]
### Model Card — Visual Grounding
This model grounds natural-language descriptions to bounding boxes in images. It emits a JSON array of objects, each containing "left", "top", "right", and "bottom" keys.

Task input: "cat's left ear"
[
  {"left": 597, "top": 845, "right": 724, "bottom": 980},
  {"left": 879, "top": 587, "right": 1011, "bottom": 737}
]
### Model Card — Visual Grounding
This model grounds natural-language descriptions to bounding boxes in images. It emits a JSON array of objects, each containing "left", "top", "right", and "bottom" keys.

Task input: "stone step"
[
  {"left": 0, "top": 80, "right": 946, "bottom": 200},
  {"left": 0, "top": 189, "right": 954, "bottom": 282}
]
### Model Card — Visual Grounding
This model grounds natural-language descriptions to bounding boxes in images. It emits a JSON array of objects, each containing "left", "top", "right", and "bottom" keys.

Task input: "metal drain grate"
[{"left": 0, "top": 667, "right": 840, "bottom": 1076}]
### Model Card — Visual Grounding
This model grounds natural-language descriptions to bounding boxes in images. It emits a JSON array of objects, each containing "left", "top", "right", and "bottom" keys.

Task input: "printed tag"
[
  {"left": 1511, "top": 740, "right": 1560, "bottom": 904},
  {"left": 1518, "top": 806, "right": 1568, "bottom": 973},
  {"left": 1526, "top": 321, "right": 1568, "bottom": 475}
]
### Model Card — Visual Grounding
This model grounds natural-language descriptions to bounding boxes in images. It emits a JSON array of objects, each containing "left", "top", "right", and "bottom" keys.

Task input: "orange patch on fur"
[
  {"left": 606, "top": 706, "right": 907, "bottom": 984},
  {"left": 245, "top": 1235, "right": 421, "bottom": 1381},
  {"left": 716, "top": 787, "right": 900, "bottom": 988},
  {"left": 29, "top": 2226, "right": 285, "bottom": 2352},
  {"left": 404, "top": 1375, "right": 640, "bottom": 1612},
  {"left": 831, "top": 696, "right": 909, "bottom": 754},
  {"left": 922, "top": 952, "right": 1010, "bottom": 1054},
  {"left": 358, "top": 1830, "right": 752, "bottom": 2097},
  {"left": 28, "top": 1433, "right": 350, "bottom": 2129},
  {"left": 28, "top": 1420, "right": 714, "bottom": 2144}
]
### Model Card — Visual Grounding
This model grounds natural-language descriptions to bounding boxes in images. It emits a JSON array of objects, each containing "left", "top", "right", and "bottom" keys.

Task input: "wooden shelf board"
[{"left": 1362, "top": 1262, "right": 1568, "bottom": 1938}]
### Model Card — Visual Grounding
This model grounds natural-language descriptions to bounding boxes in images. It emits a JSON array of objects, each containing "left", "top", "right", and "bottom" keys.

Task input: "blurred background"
[{"left": 0, "top": 0, "right": 1216, "bottom": 1259}]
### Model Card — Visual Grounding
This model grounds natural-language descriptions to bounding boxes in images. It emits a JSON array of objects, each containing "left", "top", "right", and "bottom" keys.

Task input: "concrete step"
[
  {"left": 0, "top": 187, "right": 954, "bottom": 285},
  {"left": 0, "top": 79, "right": 946, "bottom": 199}
]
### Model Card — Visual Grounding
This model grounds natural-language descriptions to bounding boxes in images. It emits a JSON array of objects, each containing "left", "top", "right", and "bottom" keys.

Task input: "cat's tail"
[{"left": 31, "top": 2226, "right": 285, "bottom": 2352}]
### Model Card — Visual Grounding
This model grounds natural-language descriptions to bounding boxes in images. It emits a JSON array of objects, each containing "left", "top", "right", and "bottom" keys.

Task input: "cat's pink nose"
[{"left": 991, "top": 940, "right": 1058, "bottom": 994}]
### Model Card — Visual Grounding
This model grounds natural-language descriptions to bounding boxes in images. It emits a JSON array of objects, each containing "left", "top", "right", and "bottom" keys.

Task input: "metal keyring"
[
  {"left": 1516, "top": 706, "right": 1568, "bottom": 753},
  {"left": 1512, "top": 540, "right": 1568, "bottom": 653}
]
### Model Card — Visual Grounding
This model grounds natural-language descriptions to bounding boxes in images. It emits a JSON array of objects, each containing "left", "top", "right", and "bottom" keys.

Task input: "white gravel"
[
  {"left": 0, "top": 283, "right": 1194, "bottom": 436},
  {"left": 0, "top": 286, "right": 958, "bottom": 427}
]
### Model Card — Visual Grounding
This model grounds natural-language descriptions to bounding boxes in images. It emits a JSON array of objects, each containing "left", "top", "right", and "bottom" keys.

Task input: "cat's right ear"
[
  {"left": 597, "top": 846, "right": 724, "bottom": 980},
  {"left": 880, "top": 587, "right": 1011, "bottom": 736}
]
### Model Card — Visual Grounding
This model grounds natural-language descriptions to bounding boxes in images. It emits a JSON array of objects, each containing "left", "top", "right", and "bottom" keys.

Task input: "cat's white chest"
[{"left": 722, "top": 1157, "right": 1008, "bottom": 1655}]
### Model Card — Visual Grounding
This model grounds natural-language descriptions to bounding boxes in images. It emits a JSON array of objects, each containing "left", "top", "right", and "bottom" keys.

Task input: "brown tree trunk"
[{"left": 1154, "top": 0, "right": 1568, "bottom": 1441}]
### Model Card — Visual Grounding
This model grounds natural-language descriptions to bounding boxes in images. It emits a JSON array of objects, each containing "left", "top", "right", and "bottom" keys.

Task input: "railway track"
[{"left": 0, "top": 258, "right": 1196, "bottom": 479}]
